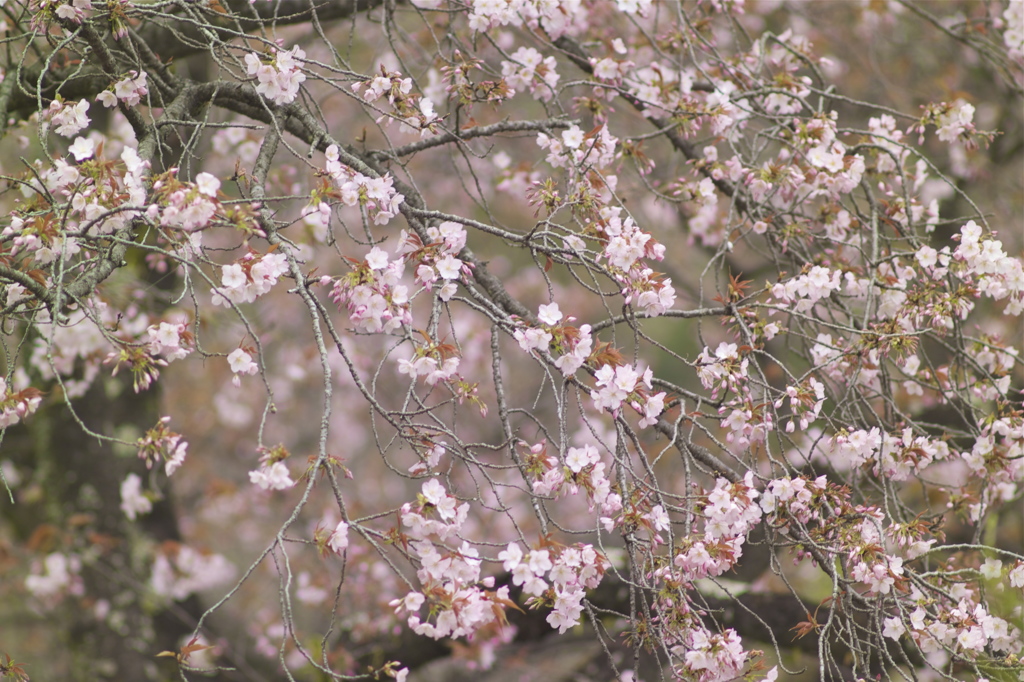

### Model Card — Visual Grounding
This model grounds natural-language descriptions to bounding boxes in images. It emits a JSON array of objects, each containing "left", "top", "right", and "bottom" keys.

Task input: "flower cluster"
[
  {"left": 828, "top": 427, "right": 953, "bottom": 480},
  {"left": 401, "top": 478, "right": 469, "bottom": 540},
  {"left": 702, "top": 474, "right": 762, "bottom": 539},
  {"left": 97, "top": 70, "right": 149, "bottom": 107},
  {"left": 664, "top": 474, "right": 763, "bottom": 582},
  {"left": 789, "top": 113, "right": 867, "bottom": 199},
  {"left": 953, "top": 220, "right": 1024, "bottom": 316},
  {"left": 582, "top": 206, "right": 677, "bottom": 318},
  {"left": 352, "top": 66, "right": 439, "bottom": 135},
  {"left": 511, "top": 301, "right": 597, "bottom": 376},
  {"left": 324, "top": 145, "right": 405, "bottom": 225},
  {"left": 927, "top": 99, "right": 977, "bottom": 144},
  {"left": 850, "top": 553, "right": 904, "bottom": 595},
  {"left": 148, "top": 170, "right": 222, "bottom": 232},
  {"left": 328, "top": 246, "right": 411, "bottom": 334},
  {"left": 513, "top": 320, "right": 552, "bottom": 354},
  {"left": 553, "top": 323, "right": 593, "bottom": 376},
  {"left": 212, "top": 250, "right": 290, "bottom": 307},
  {"left": 957, "top": 417, "right": 1024, "bottom": 521},
  {"left": 525, "top": 442, "right": 622, "bottom": 525},
  {"left": 465, "top": 0, "right": 587, "bottom": 39},
  {"left": 227, "top": 348, "right": 258, "bottom": 386},
  {"left": 135, "top": 416, "right": 189, "bottom": 476},
  {"left": 590, "top": 363, "right": 666, "bottom": 428},
  {"left": 397, "top": 341, "right": 461, "bottom": 387},
  {"left": 394, "top": 570, "right": 503, "bottom": 641},
  {"left": 249, "top": 446, "right": 296, "bottom": 491},
  {"left": 46, "top": 98, "right": 90, "bottom": 137},
  {"left": 598, "top": 214, "right": 663, "bottom": 272},
  {"left": 632, "top": 272, "right": 677, "bottom": 317},
  {"left": 245, "top": 46, "right": 307, "bottom": 105},
  {"left": 695, "top": 342, "right": 749, "bottom": 400},
  {"left": 0, "top": 375, "right": 42, "bottom": 429},
  {"left": 501, "top": 47, "right": 560, "bottom": 101},
  {"left": 501, "top": 541, "right": 607, "bottom": 633},
  {"left": 674, "top": 627, "right": 748, "bottom": 682},
  {"left": 396, "top": 221, "right": 469, "bottom": 301},
  {"left": 96, "top": 318, "right": 191, "bottom": 399},
  {"left": 759, "top": 474, "right": 830, "bottom": 525},
  {"left": 759, "top": 479, "right": 918, "bottom": 601},
  {"left": 120, "top": 473, "right": 153, "bottom": 520},
  {"left": 671, "top": 535, "right": 745, "bottom": 583},
  {"left": 393, "top": 479, "right": 515, "bottom": 641},
  {"left": 513, "top": 302, "right": 569, "bottom": 356},
  {"left": 249, "top": 462, "right": 294, "bottom": 490},
  {"left": 770, "top": 266, "right": 842, "bottom": 313},
  {"left": 146, "top": 320, "right": 193, "bottom": 362},
  {"left": 884, "top": 591, "right": 1023, "bottom": 658},
  {"left": 17, "top": 144, "right": 148, "bottom": 239},
  {"left": 59, "top": 0, "right": 91, "bottom": 21},
  {"left": 591, "top": 52, "right": 632, "bottom": 85},
  {"left": 537, "top": 124, "right": 619, "bottom": 172},
  {"left": 354, "top": 67, "right": 412, "bottom": 105},
  {"left": 719, "top": 403, "right": 770, "bottom": 447}
]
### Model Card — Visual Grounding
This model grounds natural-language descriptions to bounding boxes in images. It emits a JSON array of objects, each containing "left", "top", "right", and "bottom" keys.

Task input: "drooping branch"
[{"left": 6, "top": 0, "right": 389, "bottom": 118}]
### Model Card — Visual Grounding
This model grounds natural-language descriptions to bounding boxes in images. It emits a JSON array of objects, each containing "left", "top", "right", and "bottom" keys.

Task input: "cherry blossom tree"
[{"left": 0, "top": 0, "right": 1022, "bottom": 681}]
